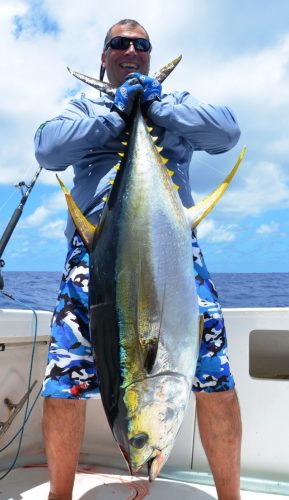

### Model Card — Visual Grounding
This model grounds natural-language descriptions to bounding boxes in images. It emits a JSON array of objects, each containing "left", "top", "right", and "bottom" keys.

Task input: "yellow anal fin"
[
  {"left": 56, "top": 175, "right": 96, "bottom": 252},
  {"left": 186, "top": 146, "right": 246, "bottom": 229}
]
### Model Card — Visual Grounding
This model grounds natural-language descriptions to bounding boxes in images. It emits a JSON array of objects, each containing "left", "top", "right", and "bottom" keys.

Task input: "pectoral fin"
[
  {"left": 186, "top": 147, "right": 246, "bottom": 229},
  {"left": 134, "top": 257, "right": 162, "bottom": 374},
  {"left": 56, "top": 175, "right": 96, "bottom": 252}
]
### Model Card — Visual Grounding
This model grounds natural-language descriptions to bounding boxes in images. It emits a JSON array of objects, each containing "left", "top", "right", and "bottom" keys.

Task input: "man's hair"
[{"left": 103, "top": 19, "right": 150, "bottom": 48}]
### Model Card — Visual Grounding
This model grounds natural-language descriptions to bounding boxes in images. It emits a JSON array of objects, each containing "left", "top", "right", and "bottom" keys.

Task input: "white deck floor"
[{"left": 0, "top": 464, "right": 288, "bottom": 499}]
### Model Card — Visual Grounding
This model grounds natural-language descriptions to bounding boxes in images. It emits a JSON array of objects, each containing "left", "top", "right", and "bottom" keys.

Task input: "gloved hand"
[
  {"left": 127, "top": 73, "right": 161, "bottom": 115},
  {"left": 137, "top": 74, "right": 162, "bottom": 104},
  {"left": 112, "top": 77, "right": 143, "bottom": 122}
]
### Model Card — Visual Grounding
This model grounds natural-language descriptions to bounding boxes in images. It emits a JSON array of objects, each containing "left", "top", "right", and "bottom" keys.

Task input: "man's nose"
[{"left": 125, "top": 41, "right": 137, "bottom": 54}]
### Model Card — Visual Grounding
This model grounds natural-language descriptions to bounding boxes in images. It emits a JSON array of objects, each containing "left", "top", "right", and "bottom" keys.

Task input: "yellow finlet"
[
  {"left": 156, "top": 145, "right": 163, "bottom": 153},
  {"left": 109, "top": 179, "right": 114, "bottom": 185},
  {"left": 186, "top": 147, "right": 246, "bottom": 229},
  {"left": 147, "top": 126, "right": 153, "bottom": 133},
  {"left": 173, "top": 183, "right": 180, "bottom": 190},
  {"left": 103, "top": 195, "right": 108, "bottom": 202},
  {"left": 56, "top": 175, "right": 96, "bottom": 252},
  {"left": 121, "top": 141, "right": 128, "bottom": 146},
  {"left": 167, "top": 168, "right": 174, "bottom": 177},
  {"left": 118, "top": 152, "right": 125, "bottom": 158},
  {"left": 151, "top": 136, "right": 158, "bottom": 143},
  {"left": 114, "top": 163, "right": 121, "bottom": 171},
  {"left": 160, "top": 156, "right": 169, "bottom": 164}
]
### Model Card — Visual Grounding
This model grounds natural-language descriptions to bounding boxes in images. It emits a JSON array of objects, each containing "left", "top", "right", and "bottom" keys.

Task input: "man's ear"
[{"left": 101, "top": 51, "right": 106, "bottom": 68}]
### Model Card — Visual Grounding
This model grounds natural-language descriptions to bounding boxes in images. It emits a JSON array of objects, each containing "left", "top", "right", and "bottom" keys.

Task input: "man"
[{"left": 35, "top": 19, "right": 242, "bottom": 500}]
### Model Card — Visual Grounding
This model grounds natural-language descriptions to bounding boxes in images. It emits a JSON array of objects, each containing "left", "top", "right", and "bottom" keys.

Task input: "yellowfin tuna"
[{"left": 59, "top": 59, "right": 245, "bottom": 480}]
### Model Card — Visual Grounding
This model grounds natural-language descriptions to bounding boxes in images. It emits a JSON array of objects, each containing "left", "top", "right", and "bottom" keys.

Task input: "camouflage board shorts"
[{"left": 42, "top": 233, "right": 235, "bottom": 398}]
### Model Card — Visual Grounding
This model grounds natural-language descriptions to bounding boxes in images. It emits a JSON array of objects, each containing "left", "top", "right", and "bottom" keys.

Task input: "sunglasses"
[{"left": 104, "top": 36, "right": 152, "bottom": 53}]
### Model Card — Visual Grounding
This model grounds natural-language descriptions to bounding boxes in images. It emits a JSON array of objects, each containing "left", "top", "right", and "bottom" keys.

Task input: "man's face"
[{"left": 101, "top": 24, "right": 151, "bottom": 87}]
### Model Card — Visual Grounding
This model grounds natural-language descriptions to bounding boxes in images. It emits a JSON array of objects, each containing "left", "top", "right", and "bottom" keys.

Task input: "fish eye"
[{"left": 129, "top": 432, "right": 149, "bottom": 449}]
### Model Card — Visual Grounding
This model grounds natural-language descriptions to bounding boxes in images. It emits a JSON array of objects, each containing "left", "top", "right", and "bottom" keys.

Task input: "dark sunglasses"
[{"left": 104, "top": 36, "right": 152, "bottom": 53}]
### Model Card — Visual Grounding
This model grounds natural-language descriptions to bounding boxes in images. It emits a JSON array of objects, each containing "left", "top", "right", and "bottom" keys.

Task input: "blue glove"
[
  {"left": 112, "top": 77, "right": 143, "bottom": 121},
  {"left": 137, "top": 74, "right": 162, "bottom": 103},
  {"left": 128, "top": 73, "right": 162, "bottom": 115}
]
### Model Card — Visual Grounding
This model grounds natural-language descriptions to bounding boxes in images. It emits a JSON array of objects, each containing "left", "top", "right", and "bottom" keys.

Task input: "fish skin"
[{"left": 87, "top": 100, "right": 199, "bottom": 479}]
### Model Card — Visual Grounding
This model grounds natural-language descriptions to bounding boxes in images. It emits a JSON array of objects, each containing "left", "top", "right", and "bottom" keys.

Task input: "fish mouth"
[
  {"left": 147, "top": 450, "right": 165, "bottom": 481},
  {"left": 128, "top": 448, "right": 164, "bottom": 481}
]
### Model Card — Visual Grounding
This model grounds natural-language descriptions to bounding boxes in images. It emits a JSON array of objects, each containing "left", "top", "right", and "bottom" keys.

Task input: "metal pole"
[{"left": 0, "top": 166, "right": 42, "bottom": 290}]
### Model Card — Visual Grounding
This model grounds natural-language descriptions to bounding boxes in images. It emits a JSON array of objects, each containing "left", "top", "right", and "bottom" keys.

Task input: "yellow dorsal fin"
[
  {"left": 56, "top": 175, "right": 96, "bottom": 252},
  {"left": 186, "top": 147, "right": 246, "bottom": 229}
]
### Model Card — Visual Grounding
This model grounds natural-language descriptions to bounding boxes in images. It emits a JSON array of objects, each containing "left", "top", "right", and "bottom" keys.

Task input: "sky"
[{"left": 0, "top": 0, "right": 288, "bottom": 273}]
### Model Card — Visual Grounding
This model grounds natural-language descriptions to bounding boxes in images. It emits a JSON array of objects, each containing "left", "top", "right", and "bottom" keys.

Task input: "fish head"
[{"left": 114, "top": 374, "right": 190, "bottom": 480}]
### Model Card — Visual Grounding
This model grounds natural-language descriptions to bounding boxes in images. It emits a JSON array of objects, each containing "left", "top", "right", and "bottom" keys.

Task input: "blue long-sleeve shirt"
[{"left": 34, "top": 91, "right": 240, "bottom": 243}]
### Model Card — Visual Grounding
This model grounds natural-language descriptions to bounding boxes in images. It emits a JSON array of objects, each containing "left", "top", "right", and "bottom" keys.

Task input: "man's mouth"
[{"left": 119, "top": 63, "right": 139, "bottom": 70}]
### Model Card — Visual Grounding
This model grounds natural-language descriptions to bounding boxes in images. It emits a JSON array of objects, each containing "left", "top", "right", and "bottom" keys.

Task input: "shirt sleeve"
[
  {"left": 147, "top": 91, "right": 241, "bottom": 154},
  {"left": 34, "top": 98, "right": 126, "bottom": 171}
]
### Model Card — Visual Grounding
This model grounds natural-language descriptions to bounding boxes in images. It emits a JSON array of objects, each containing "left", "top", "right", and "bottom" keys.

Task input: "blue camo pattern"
[{"left": 42, "top": 233, "right": 235, "bottom": 399}]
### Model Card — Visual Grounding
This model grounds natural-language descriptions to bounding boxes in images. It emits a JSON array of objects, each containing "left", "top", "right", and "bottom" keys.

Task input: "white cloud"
[
  {"left": 39, "top": 219, "right": 66, "bottom": 239},
  {"left": 256, "top": 221, "right": 279, "bottom": 235},
  {"left": 193, "top": 160, "right": 289, "bottom": 220},
  {"left": 0, "top": 1, "right": 27, "bottom": 22},
  {"left": 22, "top": 205, "right": 50, "bottom": 227},
  {"left": 178, "top": 34, "right": 289, "bottom": 107},
  {"left": 197, "top": 219, "right": 238, "bottom": 242},
  {"left": 21, "top": 189, "right": 68, "bottom": 227}
]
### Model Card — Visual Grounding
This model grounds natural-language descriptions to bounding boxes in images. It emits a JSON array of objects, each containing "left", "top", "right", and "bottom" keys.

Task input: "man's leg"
[
  {"left": 41, "top": 235, "right": 97, "bottom": 499},
  {"left": 191, "top": 234, "right": 242, "bottom": 498},
  {"left": 43, "top": 398, "right": 86, "bottom": 500},
  {"left": 196, "top": 389, "right": 242, "bottom": 500}
]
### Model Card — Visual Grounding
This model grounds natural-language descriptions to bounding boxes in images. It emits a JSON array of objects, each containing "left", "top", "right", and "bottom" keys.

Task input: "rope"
[{"left": 0, "top": 290, "right": 42, "bottom": 480}]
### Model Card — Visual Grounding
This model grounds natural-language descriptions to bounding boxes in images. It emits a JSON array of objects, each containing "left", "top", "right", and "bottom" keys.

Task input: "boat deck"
[
  {"left": 1, "top": 308, "right": 289, "bottom": 499},
  {"left": 1, "top": 464, "right": 288, "bottom": 499}
]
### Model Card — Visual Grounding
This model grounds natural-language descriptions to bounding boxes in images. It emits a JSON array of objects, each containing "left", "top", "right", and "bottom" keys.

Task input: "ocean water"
[{"left": 0, "top": 271, "right": 288, "bottom": 311}]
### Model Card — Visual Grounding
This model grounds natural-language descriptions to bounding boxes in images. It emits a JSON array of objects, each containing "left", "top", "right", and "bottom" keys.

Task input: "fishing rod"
[{"left": 0, "top": 166, "right": 42, "bottom": 290}]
